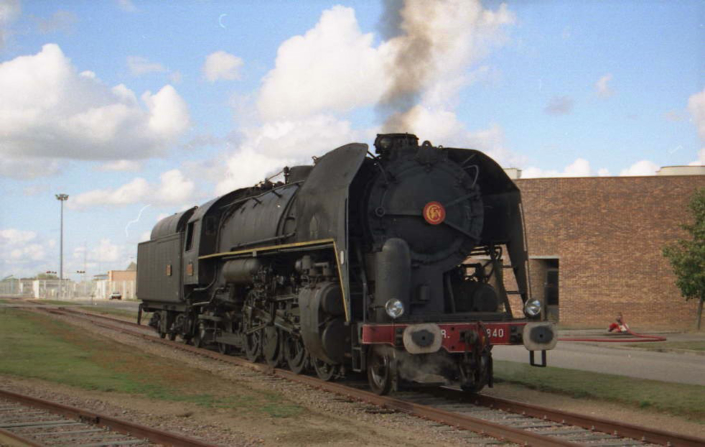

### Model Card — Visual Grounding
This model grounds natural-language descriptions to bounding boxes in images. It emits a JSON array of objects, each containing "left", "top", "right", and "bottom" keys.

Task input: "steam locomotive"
[{"left": 137, "top": 133, "right": 556, "bottom": 394}]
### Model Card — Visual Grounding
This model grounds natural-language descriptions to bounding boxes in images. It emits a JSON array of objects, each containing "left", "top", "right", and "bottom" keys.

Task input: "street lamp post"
[{"left": 56, "top": 194, "right": 69, "bottom": 298}]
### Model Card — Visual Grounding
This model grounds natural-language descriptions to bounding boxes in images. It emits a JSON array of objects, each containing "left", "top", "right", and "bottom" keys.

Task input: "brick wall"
[
  {"left": 514, "top": 175, "right": 705, "bottom": 330},
  {"left": 109, "top": 270, "right": 136, "bottom": 282}
]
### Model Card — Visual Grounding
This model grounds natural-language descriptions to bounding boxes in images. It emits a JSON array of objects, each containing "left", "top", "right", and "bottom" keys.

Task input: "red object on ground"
[{"left": 559, "top": 313, "right": 666, "bottom": 343}]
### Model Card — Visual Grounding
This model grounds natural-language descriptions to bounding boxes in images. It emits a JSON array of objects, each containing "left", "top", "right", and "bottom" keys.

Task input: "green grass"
[
  {"left": 77, "top": 306, "right": 140, "bottom": 320},
  {"left": 494, "top": 360, "right": 705, "bottom": 421},
  {"left": 33, "top": 299, "right": 80, "bottom": 306},
  {"left": 624, "top": 341, "right": 705, "bottom": 352},
  {"left": 0, "top": 308, "right": 302, "bottom": 419}
]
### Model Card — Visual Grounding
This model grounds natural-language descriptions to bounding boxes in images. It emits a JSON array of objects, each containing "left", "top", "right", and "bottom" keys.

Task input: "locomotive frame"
[{"left": 137, "top": 133, "right": 556, "bottom": 394}]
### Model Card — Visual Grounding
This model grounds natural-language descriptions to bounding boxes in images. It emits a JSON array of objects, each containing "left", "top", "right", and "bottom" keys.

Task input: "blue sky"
[{"left": 0, "top": 0, "right": 703, "bottom": 279}]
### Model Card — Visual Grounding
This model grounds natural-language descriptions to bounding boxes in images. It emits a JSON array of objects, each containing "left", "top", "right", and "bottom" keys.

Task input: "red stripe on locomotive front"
[{"left": 361, "top": 322, "right": 526, "bottom": 353}]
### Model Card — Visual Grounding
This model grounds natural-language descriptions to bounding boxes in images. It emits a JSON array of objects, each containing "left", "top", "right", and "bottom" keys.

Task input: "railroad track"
[
  {"left": 0, "top": 389, "right": 214, "bottom": 447},
  {"left": 35, "top": 306, "right": 705, "bottom": 447}
]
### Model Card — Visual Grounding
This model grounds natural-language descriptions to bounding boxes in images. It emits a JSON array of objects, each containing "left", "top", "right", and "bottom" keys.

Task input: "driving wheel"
[
  {"left": 367, "top": 349, "right": 395, "bottom": 395},
  {"left": 283, "top": 334, "right": 308, "bottom": 374},
  {"left": 312, "top": 357, "right": 337, "bottom": 381}
]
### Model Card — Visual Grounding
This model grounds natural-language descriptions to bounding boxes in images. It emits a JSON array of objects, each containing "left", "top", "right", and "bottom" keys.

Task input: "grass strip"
[
  {"left": 33, "top": 299, "right": 80, "bottom": 306},
  {"left": 494, "top": 360, "right": 705, "bottom": 422},
  {"left": 77, "top": 306, "right": 142, "bottom": 320},
  {"left": 624, "top": 341, "right": 705, "bottom": 352},
  {"left": 0, "top": 308, "right": 301, "bottom": 418}
]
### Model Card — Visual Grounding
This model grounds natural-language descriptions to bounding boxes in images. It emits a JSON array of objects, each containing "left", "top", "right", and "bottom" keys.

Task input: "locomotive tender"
[{"left": 137, "top": 133, "right": 556, "bottom": 394}]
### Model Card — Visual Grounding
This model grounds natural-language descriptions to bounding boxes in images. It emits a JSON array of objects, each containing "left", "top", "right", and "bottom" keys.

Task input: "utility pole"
[{"left": 56, "top": 194, "right": 69, "bottom": 298}]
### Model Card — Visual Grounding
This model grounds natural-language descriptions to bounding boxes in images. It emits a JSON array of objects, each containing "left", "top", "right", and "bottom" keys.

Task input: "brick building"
[
  {"left": 509, "top": 167, "right": 705, "bottom": 330},
  {"left": 94, "top": 262, "right": 137, "bottom": 299}
]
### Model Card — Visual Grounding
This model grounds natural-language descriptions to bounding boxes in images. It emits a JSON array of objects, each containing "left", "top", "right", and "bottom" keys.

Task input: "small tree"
[{"left": 663, "top": 187, "right": 705, "bottom": 330}]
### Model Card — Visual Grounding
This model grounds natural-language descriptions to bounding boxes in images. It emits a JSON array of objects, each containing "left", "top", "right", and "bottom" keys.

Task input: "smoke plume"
[
  {"left": 376, "top": 0, "right": 515, "bottom": 133},
  {"left": 377, "top": 0, "right": 438, "bottom": 132}
]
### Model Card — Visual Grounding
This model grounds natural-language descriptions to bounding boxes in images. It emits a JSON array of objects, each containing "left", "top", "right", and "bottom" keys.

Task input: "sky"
[{"left": 0, "top": 0, "right": 703, "bottom": 280}]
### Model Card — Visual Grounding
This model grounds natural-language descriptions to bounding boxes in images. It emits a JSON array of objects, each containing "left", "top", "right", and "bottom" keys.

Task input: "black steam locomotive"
[{"left": 137, "top": 134, "right": 556, "bottom": 394}]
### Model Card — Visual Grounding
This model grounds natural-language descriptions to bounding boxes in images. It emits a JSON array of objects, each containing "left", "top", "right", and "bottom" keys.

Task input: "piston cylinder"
[
  {"left": 222, "top": 258, "right": 262, "bottom": 284},
  {"left": 374, "top": 238, "right": 411, "bottom": 321}
]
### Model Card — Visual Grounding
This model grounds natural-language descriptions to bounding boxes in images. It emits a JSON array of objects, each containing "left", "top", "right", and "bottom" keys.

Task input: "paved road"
[{"left": 493, "top": 340, "right": 705, "bottom": 386}]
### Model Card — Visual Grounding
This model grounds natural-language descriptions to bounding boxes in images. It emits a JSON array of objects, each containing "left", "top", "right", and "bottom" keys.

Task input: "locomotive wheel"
[
  {"left": 312, "top": 357, "right": 337, "bottom": 381},
  {"left": 218, "top": 343, "right": 232, "bottom": 355},
  {"left": 367, "top": 349, "right": 394, "bottom": 395},
  {"left": 244, "top": 324, "right": 262, "bottom": 362},
  {"left": 192, "top": 322, "right": 208, "bottom": 349},
  {"left": 284, "top": 334, "right": 308, "bottom": 374},
  {"left": 168, "top": 332, "right": 177, "bottom": 341},
  {"left": 262, "top": 326, "right": 281, "bottom": 367}
]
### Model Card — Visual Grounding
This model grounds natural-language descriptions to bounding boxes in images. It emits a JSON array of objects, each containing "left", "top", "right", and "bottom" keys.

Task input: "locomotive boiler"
[{"left": 137, "top": 133, "right": 556, "bottom": 394}]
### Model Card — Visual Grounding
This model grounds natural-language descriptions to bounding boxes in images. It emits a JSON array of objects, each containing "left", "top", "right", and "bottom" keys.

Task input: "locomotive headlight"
[
  {"left": 385, "top": 299, "right": 404, "bottom": 319},
  {"left": 524, "top": 299, "right": 542, "bottom": 318}
]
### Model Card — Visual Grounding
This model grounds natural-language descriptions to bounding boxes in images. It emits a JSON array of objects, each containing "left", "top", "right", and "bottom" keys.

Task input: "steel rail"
[
  {"left": 46, "top": 308, "right": 580, "bottom": 446},
  {"left": 468, "top": 394, "right": 705, "bottom": 447},
  {"left": 48, "top": 307, "right": 705, "bottom": 447},
  {"left": 0, "top": 389, "right": 215, "bottom": 447},
  {"left": 0, "top": 426, "right": 44, "bottom": 447}
]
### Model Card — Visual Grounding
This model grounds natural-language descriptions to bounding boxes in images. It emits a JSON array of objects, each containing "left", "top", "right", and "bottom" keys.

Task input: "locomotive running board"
[{"left": 198, "top": 238, "right": 336, "bottom": 260}]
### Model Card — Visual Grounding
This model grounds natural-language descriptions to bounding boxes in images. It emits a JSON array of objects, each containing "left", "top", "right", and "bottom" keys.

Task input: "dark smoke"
[
  {"left": 376, "top": 0, "right": 438, "bottom": 132},
  {"left": 377, "top": 0, "right": 405, "bottom": 41}
]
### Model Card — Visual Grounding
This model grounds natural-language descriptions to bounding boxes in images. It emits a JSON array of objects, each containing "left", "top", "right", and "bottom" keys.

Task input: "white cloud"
[
  {"left": 74, "top": 239, "right": 127, "bottom": 267},
  {"left": 688, "top": 89, "right": 705, "bottom": 140},
  {"left": 522, "top": 158, "right": 596, "bottom": 178},
  {"left": 544, "top": 96, "right": 574, "bottom": 115},
  {"left": 386, "top": 105, "right": 525, "bottom": 167},
  {"left": 0, "top": 0, "right": 20, "bottom": 49},
  {"left": 664, "top": 110, "right": 684, "bottom": 122},
  {"left": 619, "top": 160, "right": 659, "bottom": 176},
  {"left": 258, "top": 6, "right": 388, "bottom": 120},
  {"left": 117, "top": 0, "right": 136, "bottom": 13},
  {"left": 23, "top": 184, "right": 50, "bottom": 196},
  {"left": 217, "top": 2, "right": 516, "bottom": 195},
  {"left": 169, "top": 71, "right": 182, "bottom": 84},
  {"left": 127, "top": 56, "right": 168, "bottom": 76},
  {"left": 203, "top": 51, "right": 243, "bottom": 82},
  {"left": 687, "top": 89, "right": 705, "bottom": 166},
  {"left": 0, "top": 44, "right": 190, "bottom": 161},
  {"left": 95, "top": 160, "right": 142, "bottom": 172},
  {"left": 595, "top": 73, "right": 614, "bottom": 98},
  {"left": 71, "top": 169, "right": 196, "bottom": 209},
  {"left": 216, "top": 114, "right": 358, "bottom": 195},
  {"left": 0, "top": 158, "right": 62, "bottom": 179},
  {"left": 35, "top": 10, "right": 78, "bottom": 34},
  {"left": 688, "top": 148, "right": 704, "bottom": 166},
  {"left": 0, "top": 229, "right": 37, "bottom": 245},
  {"left": 258, "top": 2, "right": 514, "bottom": 120},
  {"left": 0, "top": 228, "right": 47, "bottom": 277}
]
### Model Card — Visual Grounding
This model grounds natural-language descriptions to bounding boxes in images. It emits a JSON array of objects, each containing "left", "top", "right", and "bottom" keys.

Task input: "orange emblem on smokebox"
[{"left": 423, "top": 201, "right": 446, "bottom": 225}]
